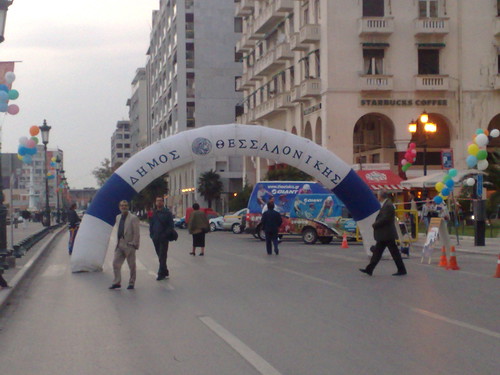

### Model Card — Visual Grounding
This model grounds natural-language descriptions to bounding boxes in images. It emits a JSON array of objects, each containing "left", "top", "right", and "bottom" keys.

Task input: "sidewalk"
[{"left": 413, "top": 233, "right": 499, "bottom": 256}]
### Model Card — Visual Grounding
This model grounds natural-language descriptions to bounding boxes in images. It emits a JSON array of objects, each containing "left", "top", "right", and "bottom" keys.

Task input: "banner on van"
[{"left": 290, "top": 194, "right": 343, "bottom": 220}]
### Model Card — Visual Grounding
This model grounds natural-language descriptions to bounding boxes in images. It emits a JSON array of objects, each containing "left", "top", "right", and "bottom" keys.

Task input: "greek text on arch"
[
  {"left": 129, "top": 150, "right": 180, "bottom": 185},
  {"left": 215, "top": 138, "right": 342, "bottom": 185}
]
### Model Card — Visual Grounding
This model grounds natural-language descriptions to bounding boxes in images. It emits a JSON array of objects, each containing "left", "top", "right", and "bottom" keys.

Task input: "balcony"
[
  {"left": 276, "top": 92, "right": 294, "bottom": 109},
  {"left": 275, "top": 42, "right": 294, "bottom": 60},
  {"left": 235, "top": 77, "right": 243, "bottom": 92},
  {"left": 290, "top": 33, "right": 307, "bottom": 51},
  {"left": 358, "top": 17, "right": 394, "bottom": 36},
  {"left": 494, "top": 75, "right": 500, "bottom": 90},
  {"left": 360, "top": 75, "right": 393, "bottom": 91},
  {"left": 300, "top": 78, "right": 321, "bottom": 98},
  {"left": 235, "top": 0, "right": 254, "bottom": 17},
  {"left": 240, "top": 72, "right": 254, "bottom": 89},
  {"left": 299, "top": 24, "right": 321, "bottom": 44},
  {"left": 254, "top": 0, "right": 294, "bottom": 34},
  {"left": 254, "top": 50, "right": 285, "bottom": 76},
  {"left": 415, "top": 75, "right": 449, "bottom": 91},
  {"left": 236, "top": 39, "right": 251, "bottom": 53},
  {"left": 254, "top": 99, "right": 278, "bottom": 120},
  {"left": 414, "top": 18, "right": 449, "bottom": 35},
  {"left": 291, "top": 86, "right": 305, "bottom": 102},
  {"left": 495, "top": 17, "right": 500, "bottom": 37}
]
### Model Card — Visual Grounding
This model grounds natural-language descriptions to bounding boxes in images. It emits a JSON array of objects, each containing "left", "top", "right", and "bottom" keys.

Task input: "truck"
[{"left": 245, "top": 181, "right": 356, "bottom": 244}]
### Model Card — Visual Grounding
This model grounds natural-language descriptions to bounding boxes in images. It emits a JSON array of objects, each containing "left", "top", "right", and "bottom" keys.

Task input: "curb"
[{"left": 0, "top": 226, "right": 67, "bottom": 312}]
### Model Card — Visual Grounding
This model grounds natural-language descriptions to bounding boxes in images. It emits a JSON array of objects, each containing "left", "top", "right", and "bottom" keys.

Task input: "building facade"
[
  {"left": 236, "top": 0, "right": 500, "bottom": 183},
  {"left": 110, "top": 120, "right": 132, "bottom": 169},
  {"left": 127, "top": 68, "right": 149, "bottom": 156},
  {"left": 147, "top": 0, "right": 243, "bottom": 215}
]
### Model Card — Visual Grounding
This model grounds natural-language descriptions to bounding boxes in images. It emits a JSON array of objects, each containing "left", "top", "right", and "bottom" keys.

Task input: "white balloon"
[
  {"left": 490, "top": 129, "right": 500, "bottom": 138},
  {"left": 477, "top": 159, "right": 489, "bottom": 171},
  {"left": 475, "top": 133, "right": 489, "bottom": 147},
  {"left": 4, "top": 71, "right": 15, "bottom": 84},
  {"left": 18, "top": 136, "right": 28, "bottom": 145},
  {"left": 466, "top": 178, "right": 475, "bottom": 186}
]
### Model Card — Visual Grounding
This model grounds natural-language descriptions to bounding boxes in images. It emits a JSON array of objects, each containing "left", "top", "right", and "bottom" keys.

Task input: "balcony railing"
[
  {"left": 235, "top": 0, "right": 254, "bottom": 17},
  {"left": 276, "top": 92, "right": 294, "bottom": 108},
  {"left": 414, "top": 18, "right": 449, "bottom": 35},
  {"left": 254, "top": 99, "right": 277, "bottom": 120},
  {"left": 494, "top": 75, "right": 500, "bottom": 90},
  {"left": 358, "top": 17, "right": 394, "bottom": 36},
  {"left": 299, "top": 24, "right": 321, "bottom": 44},
  {"left": 254, "top": 49, "right": 286, "bottom": 76},
  {"left": 290, "top": 32, "right": 307, "bottom": 51},
  {"left": 300, "top": 78, "right": 321, "bottom": 98},
  {"left": 415, "top": 75, "right": 449, "bottom": 91},
  {"left": 495, "top": 17, "right": 500, "bottom": 37},
  {"left": 275, "top": 42, "right": 294, "bottom": 60},
  {"left": 254, "top": 0, "right": 293, "bottom": 34},
  {"left": 291, "top": 85, "right": 304, "bottom": 102},
  {"left": 360, "top": 75, "right": 393, "bottom": 91}
]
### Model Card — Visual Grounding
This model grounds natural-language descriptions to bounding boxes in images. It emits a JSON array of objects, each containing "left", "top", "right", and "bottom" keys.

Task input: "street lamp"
[
  {"left": 408, "top": 111, "right": 437, "bottom": 176},
  {"left": 55, "top": 154, "right": 62, "bottom": 223},
  {"left": 39, "top": 120, "right": 51, "bottom": 227},
  {"left": 0, "top": 1, "right": 14, "bottom": 44},
  {"left": 60, "top": 174, "right": 67, "bottom": 222}
]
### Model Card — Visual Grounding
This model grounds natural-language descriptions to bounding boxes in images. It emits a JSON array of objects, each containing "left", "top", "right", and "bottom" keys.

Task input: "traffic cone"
[
  {"left": 447, "top": 246, "right": 460, "bottom": 270},
  {"left": 438, "top": 246, "right": 448, "bottom": 268},
  {"left": 494, "top": 254, "right": 500, "bottom": 278},
  {"left": 341, "top": 232, "right": 349, "bottom": 249}
]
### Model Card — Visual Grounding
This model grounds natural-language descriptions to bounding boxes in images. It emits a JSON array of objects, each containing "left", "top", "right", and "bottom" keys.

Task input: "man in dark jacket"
[
  {"left": 261, "top": 201, "right": 282, "bottom": 255},
  {"left": 149, "top": 196, "right": 174, "bottom": 280},
  {"left": 360, "top": 191, "right": 407, "bottom": 276}
]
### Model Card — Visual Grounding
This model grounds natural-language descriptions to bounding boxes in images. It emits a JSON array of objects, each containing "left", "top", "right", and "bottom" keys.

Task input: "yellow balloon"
[
  {"left": 435, "top": 182, "right": 445, "bottom": 192},
  {"left": 468, "top": 143, "right": 479, "bottom": 156},
  {"left": 17, "top": 154, "right": 23, "bottom": 160},
  {"left": 51, "top": 156, "right": 57, "bottom": 162}
]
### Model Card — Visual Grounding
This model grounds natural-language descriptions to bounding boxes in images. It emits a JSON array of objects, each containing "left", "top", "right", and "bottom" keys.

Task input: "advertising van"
[{"left": 245, "top": 181, "right": 355, "bottom": 244}]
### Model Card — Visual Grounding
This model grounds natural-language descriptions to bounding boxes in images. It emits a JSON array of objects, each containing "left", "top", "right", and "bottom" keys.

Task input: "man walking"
[
  {"left": 149, "top": 196, "right": 174, "bottom": 280},
  {"left": 261, "top": 201, "right": 282, "bottom": 255},
  {"left": 360, "top": 191, "right": 407, "bottom": 276},
  {"left": 109, "top": 200, "right": 140, "bottom": 290}
]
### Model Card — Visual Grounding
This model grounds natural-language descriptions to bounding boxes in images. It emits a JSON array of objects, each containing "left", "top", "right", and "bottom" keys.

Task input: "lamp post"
[
  {"left": 61, "top": 174, "right": 67, "bottom": 222},
  {"left": 0, "top": 1, "right": 14, "bottom": 44},
  {"left": 55, "top": 153, "right": 62, "bottom": 223},
  {"left": 39, "top": 120, "right": 51, "bottom": 227},
  {"left": 408, "top": 111, "right": 437, "bottom": 176}
]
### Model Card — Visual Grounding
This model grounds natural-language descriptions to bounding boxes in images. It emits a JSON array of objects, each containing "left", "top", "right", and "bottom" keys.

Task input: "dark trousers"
[
  {"left": 265, "top": 231, "right": 279, "bottom": 254},
  {"left": 0, "top": 274, "right": 8, "bottom": 288},
  {"left": 366, "top": 240, "right": 406, "bottom": 274},
  {"left": 153, "top": 240, "right": 169, "bottom": 277}
]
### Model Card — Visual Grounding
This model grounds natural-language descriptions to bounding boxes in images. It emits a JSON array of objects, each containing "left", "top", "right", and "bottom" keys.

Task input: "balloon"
[
  {"left": 466, "top": 178, "right": 475, "bottom": 186},
  {"left": 51, "top": 156, "right": 57, "bottom": 162},
  {"left": 435, "top": 182, "right": 445, "bottom": 192},
  {"left": 490, "top": 129, "right": 500, "bottom": 138},
  {"left": 27, "top": 147, "right": 37, "bottom": 155},
  {"left": 476, "top": 149, "right": 487, "bottom": 160},
  {"left": 443, "top": 175, "right": 451, "bottom": 182},
  {"left": 402, "top": 164, "right": 411, "bottom": 172},
  {"left": 433, "top": 195, "right": 443, "bottom": 204},
  {"left": 7, "top": 104, "right": 19, "bottom": 115},
  {"left": 17, "top": 154, "right": 23, "bottom": 160},
  {"left": 0, "top": 84, "right": 8, "bottom": 92},
  {"left": 409, "top": 142, "right": 416, "bottom": 149},
  {"left": 0, "top": 102, "right": 7, "bottom": 112},
  {"left": 441, "top": 187, "right": 450, "bottom": 197},
  {"left": 445, "top": 179, "right": 455, "bottom": 188},
  {"left": 467, "top": 143, "right": 479, "bottom": 156},
  {"left": 401, "top": 159, "right": 408, "bottom": 166},
  {"left": 31, "top": 136, "right": 39, "bottom": 144},
  {"left": 8, "top": 89, "right": 19, "bottom": 100},
  {"left": 19, "top": 136, "right": 28, "bottom": 145},
  {"left": 47, "top": 175, "right": 55, "bottom": 180},
  {"left": 50, "top": 161, "right": 56, "bottom": 167},
  {"left": 0, "top": 91, "right": 8, "bottom": 102},
  {"left": 23, "top": 155, "right": 32, "bottom": 164},
  {"left": 26, "top": 139, "right": 36, "bottom": 148},
  {"left": 466, "top": 155, "right": 478, "bottom": 168},
  {"left": 29, "top": 127, "right": 39, "bottom": 137},
  {"left": 483, "top": 130, "right": 489, "bottom": 136},
  {"left": 411, "top": 149, "right": 417, "bottom": 155},
  {"left": 4, "top": 71, "right": 15, "bottom": 84},
  {"left": 475, "top": 133, "right": 489, "bottom": 147},
  {"left": 477, "top": 159, "right": 489, "bottom": 171},
  {"left": 448, "top": 168, "right": 457, "bottom": 177},
  {"left": 475, "top": 128, "right": 484, "bottom": 135},
  {"left": 18, "top": 146, "right": 27, "bottom": 156}
]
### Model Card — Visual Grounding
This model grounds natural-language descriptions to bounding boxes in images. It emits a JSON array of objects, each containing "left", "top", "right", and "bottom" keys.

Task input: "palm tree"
[{"left": 198, "top": 170, "right": 223, "bottom": 208}]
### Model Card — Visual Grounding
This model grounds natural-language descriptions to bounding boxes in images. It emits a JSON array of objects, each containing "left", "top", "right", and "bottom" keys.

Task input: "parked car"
[
  {"left": 222, "top": 208, "right": 249, "bottom": 234},
  {"left": 209, "top": 216, "right": 224, "bottom": 231},
  {"left": 174, "top": 216, "right": 187, "bottom": 229}
]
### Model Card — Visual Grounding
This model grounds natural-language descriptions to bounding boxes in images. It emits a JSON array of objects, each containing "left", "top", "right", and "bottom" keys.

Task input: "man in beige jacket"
[{"left": 109, "top": 200, "right": 140, "bottom": 290}]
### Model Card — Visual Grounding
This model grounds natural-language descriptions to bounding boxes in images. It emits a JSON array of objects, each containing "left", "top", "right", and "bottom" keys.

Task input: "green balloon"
[
  {"left": 8, "top": 89, "right": 19, "bottom": 100},
  {"left": 476, "top": 149, "right": 488, "bottom": 160}
]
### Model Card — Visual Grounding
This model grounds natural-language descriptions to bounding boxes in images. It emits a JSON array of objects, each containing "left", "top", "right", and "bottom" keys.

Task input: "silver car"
[{"left": 222, "top": 208, "right": 249, "bottom": 234}]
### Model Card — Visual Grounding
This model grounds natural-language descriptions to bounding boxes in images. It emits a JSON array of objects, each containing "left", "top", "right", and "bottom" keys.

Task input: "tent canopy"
[
  {"left": 401, "top": 170, "right": 484, "bottom": 188},
  {"left": 356, "top": 170, "right": 404, "bottom": 191}
]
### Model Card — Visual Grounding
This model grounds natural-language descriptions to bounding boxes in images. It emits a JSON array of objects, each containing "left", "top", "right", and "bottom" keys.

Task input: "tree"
[
  {"left": 264, "top": 165, "right": 313, "bottom": 181},
  {"left": 92, "top": 158, "right": 121, "bottom": 187},
  {"left": 131, "top": 175, "right": 169, "bottom": 213},
  {"left": 228, "top": 184, "right": 253, "bottom": 212},
  {"left": 198, "top": 170, "right": 223, "bottom": 208}
]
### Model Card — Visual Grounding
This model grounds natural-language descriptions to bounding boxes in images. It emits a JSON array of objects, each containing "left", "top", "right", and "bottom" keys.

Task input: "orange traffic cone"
[
  {"left": 447, "top": 246, "right": 460, "bottom": 270},
  {"left": 494, "top": 254, "right": 500, "bottom": 278},
  {"left": 438, "top": 246, "right": 448, "bottom": 268},
  {"left": 341, "top": 232, "right": 349, "bottom": 249}
]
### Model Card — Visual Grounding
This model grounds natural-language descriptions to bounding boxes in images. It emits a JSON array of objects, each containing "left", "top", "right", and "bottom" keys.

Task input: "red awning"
[{"left": 356, "top": 170, "right": 405, "bottom": 191}]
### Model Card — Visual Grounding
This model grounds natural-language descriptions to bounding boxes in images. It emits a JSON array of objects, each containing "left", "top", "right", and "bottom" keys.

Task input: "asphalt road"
[{"left": 0, "top": 227, "right": 498, "bottom": 375}]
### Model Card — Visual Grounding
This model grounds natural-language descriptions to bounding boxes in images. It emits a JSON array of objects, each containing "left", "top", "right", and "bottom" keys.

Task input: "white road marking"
[
  {"left": 199, "top": 316, "right": 283, "bottom": 375},
  {"left": 274, "top": 266, "right": 348, "bottom": 290},
  {"left": 41, "top": 264, "right": 67, "bottom": 278},
  {"left": 410, "top": 307, "right": 500, "bottom": 339}
]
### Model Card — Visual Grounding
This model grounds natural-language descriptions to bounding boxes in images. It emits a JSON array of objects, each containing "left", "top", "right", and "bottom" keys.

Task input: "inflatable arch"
[{"left": 71, "top": 124, "right": 380, "bottom": 272}]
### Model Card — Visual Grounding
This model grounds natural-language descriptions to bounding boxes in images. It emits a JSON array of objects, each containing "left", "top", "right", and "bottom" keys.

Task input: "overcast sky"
[{"left": 0, "top": 0, "right": 158, "bottom": 188}]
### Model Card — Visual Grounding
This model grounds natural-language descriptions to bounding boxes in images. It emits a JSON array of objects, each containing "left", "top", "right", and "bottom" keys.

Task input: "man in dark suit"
[
  {"left": 261, "top": 201, "right": 282, "bottom": 255},
  {"left": 360, "top": 191, "right": 407, "bottom": 276}
]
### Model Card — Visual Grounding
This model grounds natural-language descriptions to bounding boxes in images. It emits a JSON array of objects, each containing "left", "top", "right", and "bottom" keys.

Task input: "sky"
[{"left": 0, "top": 0, "right": 159, "bottom": 188}]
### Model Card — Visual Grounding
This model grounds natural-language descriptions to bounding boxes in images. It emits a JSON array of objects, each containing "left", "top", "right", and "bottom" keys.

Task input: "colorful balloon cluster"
[
  {"left": 17, "top": 126, "right": 40, "bottom": 164},
  {"left": 433, "top": 168, "right": 458, "bottom": 204},
  {"left": 47, "top": 156, "right": 59, "bottom": 180},
  {"left": 401, "top": 142, "right": 417, "bottom": 173},
  {"left": 465, "top": 128, "right": 500, "bottom": 170},
  {"left": 0, "top": 71, "right": 20, "bottom": 115}
]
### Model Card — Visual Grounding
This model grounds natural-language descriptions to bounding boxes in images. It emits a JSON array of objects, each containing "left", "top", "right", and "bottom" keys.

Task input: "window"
[
  {"left": 363, "top": 49, "right": 384, "bottom": 75},
  {"left": 363, "top": 0, "right": 384, "bottom": 17},
  {"left": 419, "top": 0, "right": 438, "bottom": 18},
  {"left": 117, "top": 153, "right": 123, "bottom": 158},
  {"left": 418, "top": 49, "right": 439, "bottom": 75},
  {"left": 117, "top": 143, "right": 123, "bottom": 148},
  {"left": 124, "top": 134, "right": 130, "bottom": 139},
  {"left": 235, "top": 48, "right": 243, "bottom": 62},
  {"left": 234, "top": 17, "right": 243, "bottom": 33}
]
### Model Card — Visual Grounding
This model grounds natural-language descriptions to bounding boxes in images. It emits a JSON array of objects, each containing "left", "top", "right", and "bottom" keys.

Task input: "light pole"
[
  {"left": 408, "top": 111, "right": 437, "bottom": 177},
  {"left": 61, "top": 174, "right": 67, "bottom": 222},
  {"left": 55, "top": 154, "right": 62, "bottom": 223},
  {"left": 39, "top": 120, "right": 51, "bottom": 227},
  {"left": 0, "top": 1, "right": 14, "bottom": 44}
]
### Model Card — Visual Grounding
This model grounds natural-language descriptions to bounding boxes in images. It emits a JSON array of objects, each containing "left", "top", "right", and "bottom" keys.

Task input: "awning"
[
  {"left": 401, "top": 169, "right": 485, "bottom": 188},
  {"left": 356, "top": 170, "right": 405, "bottom": 191}
]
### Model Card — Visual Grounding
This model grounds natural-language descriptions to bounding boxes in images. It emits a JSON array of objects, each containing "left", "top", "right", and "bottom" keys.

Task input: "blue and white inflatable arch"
[{"left": 71, "top": 124, "right": 380, "bottom": 272}]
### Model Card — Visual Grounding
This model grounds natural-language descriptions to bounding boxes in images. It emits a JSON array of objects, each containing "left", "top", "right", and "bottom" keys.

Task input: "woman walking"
[{"left": 188, "top": 203, "right": 210, "bottom": 256}]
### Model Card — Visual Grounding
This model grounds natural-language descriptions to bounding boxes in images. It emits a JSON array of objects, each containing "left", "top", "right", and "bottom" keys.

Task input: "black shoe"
[
  {"left": 275, "top": 251, "right": 279, "bottom": 255},
  {"left": 109, "top": 284, "right": 121, "bottom": 289},
  {"left": 156, "top": 276, "right": 165, "bottom": 281},
  {"left": 199, "top": 253, "right": 204, "bottom": 256},
  {"left": 127, "top": 285, "right": 134, "bottom": 290},
  {"left": 359, "top": 268, "right": 372, "bottom": 276},
  {"left": 392, "top": 272, "right": 407, "bottom": 276}
]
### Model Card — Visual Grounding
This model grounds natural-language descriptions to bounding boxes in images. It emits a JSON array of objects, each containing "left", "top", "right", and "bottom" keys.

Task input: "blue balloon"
[
  {"left": 0, "top": 102, "right": 7, "bottom": 112},
  {"left": 466, "top": 155, "right": 478, "bottom": 168},
  {"left": 0, "top": 84, "right": 8, "bottom": 93},
  {"left": 27, "top": 147, "right": 37, "bottom": 155},
  {"left": 445, "top": 179, "right": 455, "bottom": 188},
  {"left": 434, "top": 196, "right": 443, "bottom": 204},
  {"left": 441, "top": 187, "right": 450, "bottom": 196},
  {"left": 23, "top": 155, "right": 32, "bottom": 164},
  {"left": 18, "top": 145, "right": 27, "bottom": 156},
  {"left": 0, "top": 91, "right": 8, "bottom": 102},
  {"left": 448, "top": 168, "right": 458, "bottom": 177}
]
